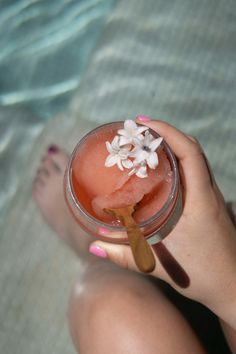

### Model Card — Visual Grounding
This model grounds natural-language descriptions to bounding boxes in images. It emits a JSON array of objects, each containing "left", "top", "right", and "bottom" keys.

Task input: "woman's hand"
[{"left": 89, "top": 118, "right": 236, "bottom": 328}]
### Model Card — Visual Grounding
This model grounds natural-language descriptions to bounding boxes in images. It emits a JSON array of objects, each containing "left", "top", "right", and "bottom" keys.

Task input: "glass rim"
[{"left": 66, "top": 121, "right": 179, "bottom": 232}]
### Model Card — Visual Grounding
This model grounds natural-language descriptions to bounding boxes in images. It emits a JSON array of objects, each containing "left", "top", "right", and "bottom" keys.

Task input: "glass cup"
[{"left": 64, "top": 121, "right": 182, "bottom": 246}]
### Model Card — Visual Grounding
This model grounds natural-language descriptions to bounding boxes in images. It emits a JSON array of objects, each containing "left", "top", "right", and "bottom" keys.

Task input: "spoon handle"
[
  {"left": 123, "top": 214, "right": 156, "bottom": 273},
  {"left": 104, "top": 206, "right": 156, "bottom": 273}
]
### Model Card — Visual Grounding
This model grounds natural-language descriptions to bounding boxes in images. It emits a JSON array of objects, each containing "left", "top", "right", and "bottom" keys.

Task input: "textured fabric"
[
  {"left": 71, "top": 0, "right": 236, "bottom": 198},
  {"left": 1, "top": 0, "right": 236, "bottom": 353}
]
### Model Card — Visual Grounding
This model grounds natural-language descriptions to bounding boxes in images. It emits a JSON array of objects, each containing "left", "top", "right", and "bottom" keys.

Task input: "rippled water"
[
  {"left": 0, "top": 0, "right": 115, "bottom": 117},
  {"left": 0, "top": 0, "right": 115, "bottom": 226}
]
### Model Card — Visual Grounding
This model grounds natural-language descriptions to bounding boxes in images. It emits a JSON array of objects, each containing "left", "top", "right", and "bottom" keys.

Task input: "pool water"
[
  {"left": 0, "top": 0, "right": 116, "bottom": 118},
  {"left": 0, "top": 0, "right": 116, "bottom": 227}
]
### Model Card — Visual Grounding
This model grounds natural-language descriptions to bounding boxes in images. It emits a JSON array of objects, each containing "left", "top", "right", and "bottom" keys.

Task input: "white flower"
[
  {"left": 128, "top": 162, "right": 148, "bottom": 178},
  {"left": 118, "top": 119, "right": 148, "bottom": 146},
  {"left": 131, "top": 131, "right": 163, "bottom": 170},
  {"left": 104, "top": 120, "right": 164, "bottom": 179},
  {"left": 105, "top": 135, "right": 133, "bottom": 171}
]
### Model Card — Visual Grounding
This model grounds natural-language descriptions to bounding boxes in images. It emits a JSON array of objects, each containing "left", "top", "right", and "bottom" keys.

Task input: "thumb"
[{"left": 89, "top": 241, "right": 140, "bottom": 272}]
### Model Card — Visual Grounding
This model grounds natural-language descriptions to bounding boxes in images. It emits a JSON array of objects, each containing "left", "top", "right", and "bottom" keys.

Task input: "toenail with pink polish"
[{"left": 48, "top": 145, "right": 59, "bottom": 154}]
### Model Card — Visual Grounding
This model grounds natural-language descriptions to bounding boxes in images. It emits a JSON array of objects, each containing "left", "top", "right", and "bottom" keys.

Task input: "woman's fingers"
[
  {"left": 96, "top": 229, "right": 151, "bottom": 272},
  {"left": 136, "top": 118, "right": 213, "bottom": 202},
  {"left": 89, "top": 239, "right": 186, "bottom": 287},
  {"left": 89, "top": 241, "right": 140, "bottom": 271}
]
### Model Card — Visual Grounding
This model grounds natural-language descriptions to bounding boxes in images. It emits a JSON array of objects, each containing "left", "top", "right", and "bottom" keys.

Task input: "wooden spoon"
[{"left": 104, "top": 205, "right": 156, "bottom": 273}]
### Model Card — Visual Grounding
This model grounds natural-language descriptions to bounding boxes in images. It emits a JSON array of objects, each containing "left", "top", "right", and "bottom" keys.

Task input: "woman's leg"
[
  {"left": 33, "top": 146, "right": 207, "bottom": 354},
  {"left": 69, "top": 260, "right": 206, "bottom": 354}
]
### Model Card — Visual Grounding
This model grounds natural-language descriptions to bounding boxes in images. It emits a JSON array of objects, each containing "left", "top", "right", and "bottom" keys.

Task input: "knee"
[
  {"left": 69, "top": 269, "right": 148, "bottom": 328},
  {"left": 68, "top": 269, "right": 163, "bottom": 353},
  {"left": 68, "top": 270, "right": 205, "bottom": 354}
]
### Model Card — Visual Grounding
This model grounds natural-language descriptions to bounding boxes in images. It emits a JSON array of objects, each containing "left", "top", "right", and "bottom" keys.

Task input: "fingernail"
[
  {"left": 48, "top": 145, "right": 59, "bottom": 154},
  {"left": 136, "top": 115, "right": 151, "bottom": 122},
  {"left": 98, "top": 227, "right": 110, "bottom": 235},
  {"left": 89, "top": 245, "right": 107, "bottom": 258}
]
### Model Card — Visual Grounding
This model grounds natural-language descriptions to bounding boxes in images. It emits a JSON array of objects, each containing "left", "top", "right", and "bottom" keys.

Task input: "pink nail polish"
[
  {"left": 136, "top": 115, "right": 151, "bottom": 122},
  {"left": 89, "top": 245, "right": 107, "bottom": 258},
  {"left": 98, "top": 227, "right": 109, "bottom": 235}
]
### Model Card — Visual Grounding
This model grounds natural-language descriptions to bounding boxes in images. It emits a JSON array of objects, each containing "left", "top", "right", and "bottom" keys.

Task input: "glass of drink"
[{"left": 64, "top": 121, "right": 182, "bottom": 250}]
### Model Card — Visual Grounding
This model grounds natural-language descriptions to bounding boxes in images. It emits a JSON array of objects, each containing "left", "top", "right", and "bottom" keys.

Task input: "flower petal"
[
  {"left": 112, "top": 135, "right": 120, "bottom": 150},
  {"left": 117, "top": 128, "right": 129, "bottom": 137},
  {"left": 143, "top": 131, "right": 154, "bottom": 145},
  {"left": 134, "top": 150, "right": 149, "bottom": 164},
  {"left": 106, "top": 141, "right": 113, "bottom": 154},
  {"left": 136, "top": 165, "right": 148, "bottom": 178},
  {"left": 105, "top": 154, "right": 118, "bottom": 167},
  {"left": 129, "top": 146, "right": 139, "bottom": 157},
  {"left": 149, "top": 137, "right": 163, "bottom": 152},
  {"left": 124, "top": 119, "right": 137, "bottom": 133},
  {"left": 147, "top": 152, "right": 158, "bottom": 169},
  {"left": 117, "top": 159, "right": 124, "bottom": 171},
  {"left": 132, "top": 137, "right": 143, "bottom": 147},
  {"left": 128, "top": 168, "right": 136, "bottom": 176},
  {"left": 119, "top": 136, "right": 131, "bottom": 146},
  {"left": 137, "top": 126, "right": 149, "bottom": 135},
  {"left": 119, "top": 150, "right": 130, "bottom": 159},
  {"left": 122, "top": 159, "right": 133, "bottom": 169}
]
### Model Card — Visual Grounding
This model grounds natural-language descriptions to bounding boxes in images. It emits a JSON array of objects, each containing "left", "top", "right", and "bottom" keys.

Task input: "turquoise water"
[
  {"left": 0, "top": 0, "right": 115, "bottom": 118},
  {"left": 0, "top": 0, "right": 115, "bottom": 226}
]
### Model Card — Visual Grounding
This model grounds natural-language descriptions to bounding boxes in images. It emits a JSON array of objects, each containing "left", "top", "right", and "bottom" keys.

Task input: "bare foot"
[{"left": 33, "top": 145, "right": 91, "bottom": 256}]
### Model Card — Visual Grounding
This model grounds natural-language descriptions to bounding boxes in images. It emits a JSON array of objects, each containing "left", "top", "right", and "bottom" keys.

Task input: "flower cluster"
[{"left": 105, "top": 120, "right": 163, "bottom": 178}]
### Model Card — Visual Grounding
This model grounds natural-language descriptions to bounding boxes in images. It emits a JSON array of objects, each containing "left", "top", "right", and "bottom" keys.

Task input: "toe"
[
  {"left": 47, "top": 145, "right": 69, "bottom": 172},
  {"left": 37, "top": 166, "right": 50, "bottom": 179},
  {"left": 34, "top": 175, "right": 45, "bottom": 187},
  {"left": 32, "top": 177, "right": 45, "bottom": 203},
  {"left": 36, "top": 165, "right": 50, "bottom": 184},
  {"left": 41, "top": 156, "right": 59, "bottom": 175}
]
